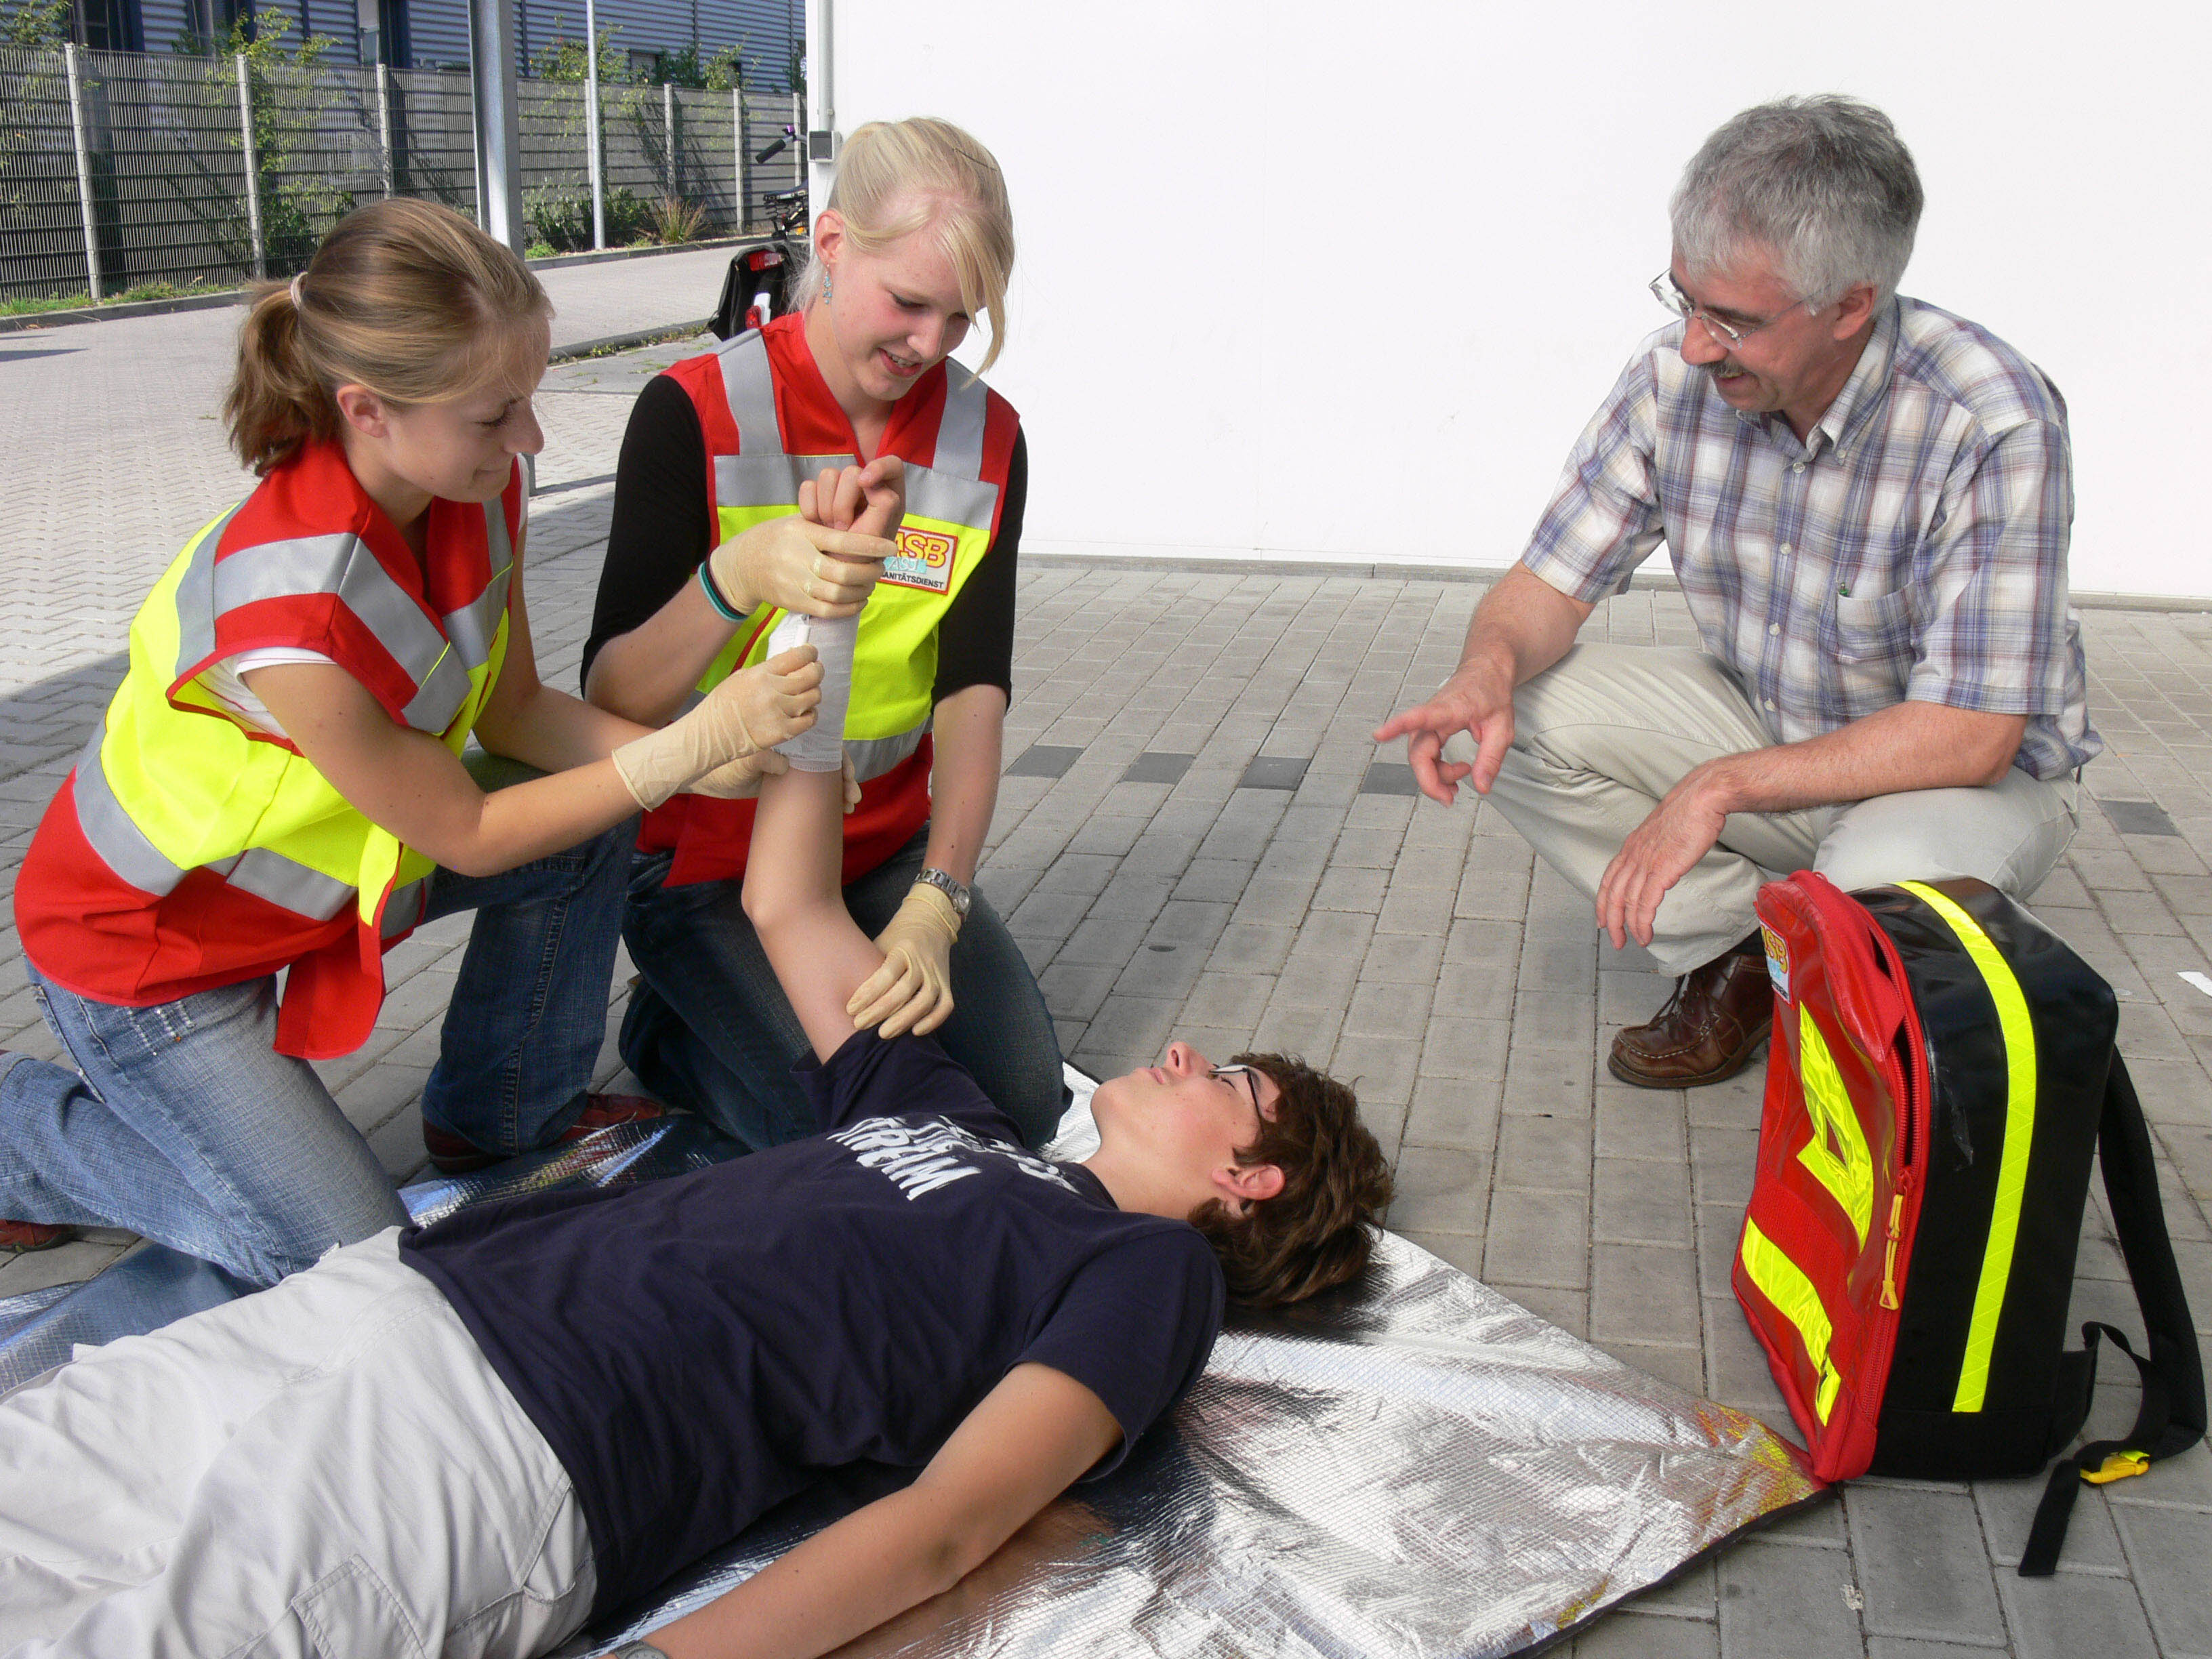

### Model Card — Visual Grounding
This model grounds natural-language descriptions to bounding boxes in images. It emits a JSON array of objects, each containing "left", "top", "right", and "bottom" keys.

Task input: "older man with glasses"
[{"left": 1380, "top": 95, "right": 2093, "bottom": 1090}]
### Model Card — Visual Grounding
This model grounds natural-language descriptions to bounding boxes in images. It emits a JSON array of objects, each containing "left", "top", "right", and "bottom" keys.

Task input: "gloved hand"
[
  {"left": 611, "top": 646, "right": 822, "bottom": 811},
  {"left": 846, "top": 882, "right": 961, "bottom": 1038},
  {"left": 800, "top": 455, "right": 906, "bottom": 537},
  {"left": 688, "top": 747, "right": 790, "bottom": 800},
  {"left": 706, "top": 510, "right": 894, "bottom": 621},
  {"left": 686, "top": 739, "right": 857, "bottom": 805}
]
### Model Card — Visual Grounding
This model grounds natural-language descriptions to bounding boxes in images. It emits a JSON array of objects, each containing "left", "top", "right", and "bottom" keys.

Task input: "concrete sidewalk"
[{"left": 0, "top": 275, "right": 2207, "bottom": 1659}]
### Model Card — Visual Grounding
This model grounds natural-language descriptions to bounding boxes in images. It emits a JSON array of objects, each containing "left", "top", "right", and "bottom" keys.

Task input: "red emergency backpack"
[{"left": 1734, "top": 872, "right": 2205, "bottom": 1574}]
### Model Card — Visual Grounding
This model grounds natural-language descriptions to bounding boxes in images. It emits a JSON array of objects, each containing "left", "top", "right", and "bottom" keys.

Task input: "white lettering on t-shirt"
[{"left": 828, "top": 1115, "right": 1078, "bottom": 1203}]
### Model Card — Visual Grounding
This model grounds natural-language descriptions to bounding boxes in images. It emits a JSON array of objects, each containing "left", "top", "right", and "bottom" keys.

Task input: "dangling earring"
[{"left": 823, "top": 270, "right": 834, "bottom": 301}]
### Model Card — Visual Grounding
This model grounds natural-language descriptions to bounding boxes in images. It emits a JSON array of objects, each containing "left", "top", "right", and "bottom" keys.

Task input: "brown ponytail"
[{"left": 224, "top": 198, "right": 553, "bottom": 474}]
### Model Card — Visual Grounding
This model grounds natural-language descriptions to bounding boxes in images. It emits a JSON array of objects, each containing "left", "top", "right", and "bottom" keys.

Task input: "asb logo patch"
[
  {"left": 1762, "top": 922, "right": 1791, "bottom": 1004},
  {"left": 884, "top": 526, "right": 956, "bottom": 594}
]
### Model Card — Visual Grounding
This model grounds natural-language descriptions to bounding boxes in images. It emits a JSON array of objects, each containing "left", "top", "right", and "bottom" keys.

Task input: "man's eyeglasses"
[
  {"left": 1648, "top": 272, "right": 1791, "bottom": 349},
  {"left": 1209, "top": 1063, "right": 1265, "bottom": 1118}
]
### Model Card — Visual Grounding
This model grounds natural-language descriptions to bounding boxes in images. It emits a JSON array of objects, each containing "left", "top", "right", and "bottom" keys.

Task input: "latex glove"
[
  {"left": 612, "top": 646, "right": 822, "bottom": 811},
  {"left": 689, "top": 747, "right": 790, "bottom": 800},
  {"left": 799, "top": 455, "right": 906, "bottom": 537},
  {"left": 707, "top": 514, "right": 893, "bottom": 621},
  {"left": 847, "top": 882, "right": 961, "bottom": 1038}
]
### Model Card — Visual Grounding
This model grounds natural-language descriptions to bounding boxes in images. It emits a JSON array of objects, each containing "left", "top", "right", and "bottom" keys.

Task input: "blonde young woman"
[
  {"left": 585, "top": 117, "right": 1065, "bottom": 1151},
  {"left": 0, "top": 199, "right": 860, "bottom": 1285}
]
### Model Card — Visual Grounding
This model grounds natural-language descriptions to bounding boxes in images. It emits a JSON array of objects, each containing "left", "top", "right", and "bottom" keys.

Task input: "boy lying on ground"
[{"left": 0, "top": 668, "right": 1393, "bottom": 1658}]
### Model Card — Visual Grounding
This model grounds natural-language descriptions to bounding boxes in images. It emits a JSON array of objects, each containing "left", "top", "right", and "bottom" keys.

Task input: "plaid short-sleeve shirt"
[{"left": 1520, "top": 297, "right": 2097, "bottom": 781}]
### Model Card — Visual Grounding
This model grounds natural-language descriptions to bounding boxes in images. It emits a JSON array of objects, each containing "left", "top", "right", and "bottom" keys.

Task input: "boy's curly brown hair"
[{"left": 1187, "top": 1052, "right": 1393, "bottom": 1308}]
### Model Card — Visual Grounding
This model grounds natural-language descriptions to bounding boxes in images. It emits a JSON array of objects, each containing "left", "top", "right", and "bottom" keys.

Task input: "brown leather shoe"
[{"left": 1607, "top": 951, "right": 1774, "bottom": 1088}]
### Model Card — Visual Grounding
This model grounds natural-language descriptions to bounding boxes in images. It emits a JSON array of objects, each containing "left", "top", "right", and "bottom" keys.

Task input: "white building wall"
[{"left": 829, "top": 0, "right": 2210, "bottom": 601}]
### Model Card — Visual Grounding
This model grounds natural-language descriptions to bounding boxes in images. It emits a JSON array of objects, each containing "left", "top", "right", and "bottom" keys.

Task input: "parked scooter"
[{"left": 710, "top": 130, "right": 808, "bottom": 340}]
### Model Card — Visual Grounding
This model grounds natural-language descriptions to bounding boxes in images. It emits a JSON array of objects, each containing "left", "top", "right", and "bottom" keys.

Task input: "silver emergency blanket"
[{"left": 0, "top": 1070, "right": 1824, "bottom": 1656}]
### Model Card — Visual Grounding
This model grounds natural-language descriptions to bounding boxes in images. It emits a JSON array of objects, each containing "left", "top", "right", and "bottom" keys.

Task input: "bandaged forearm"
[{"left": 766, "top": 613, "right": 854, "bottom": 773}]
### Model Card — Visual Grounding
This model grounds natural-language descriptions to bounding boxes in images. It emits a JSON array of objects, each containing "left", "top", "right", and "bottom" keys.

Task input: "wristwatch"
[
  {"left": 914, "top": 866, "right": 971, "bottom": 918},
  {"left": 607, "top": 1643, "right": 672, "bottom": 1659}
]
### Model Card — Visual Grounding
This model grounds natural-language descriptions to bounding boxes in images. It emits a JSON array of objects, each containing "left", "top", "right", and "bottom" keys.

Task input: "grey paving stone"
[
  {"left": 1596, "top": 1087, "right": 1689, "bottom": 1163},
  {"left": 1866, "top": 1642, "right": 2013, "bottom": 1658},
  {"left": 1327, "top": 1034, "right": 1420, "bottom": 1106},
  {"left": 1973, "top": 1477, "right": 2125, "bottom": 1574},
  {"left": 1494, "top": 1111, "right": 1593, "bottom": 1192},
  {"left": 1251, "top": 1003, "right": 1343, "bottom": 1059},
  {"left": 1489, "top": 1281, "right": 1589, "bottom": 1338},
  {"left": 1482, "top": 1188, "right": 1589, "bottom": 1289},
  {"left": 2111, "top": 1504, "right": 2212, "bottom": 1655},
  {"left": 1571, "top": 1610, "right": 1719, "bottom": 1658},
  {"left": 1005, "top": 743, "right": 1085, "bottom": 778},
  {"left": 1716, "top": 1541, "right": 1866, "bottom": 1659},
  {"left": 1383, "top": 1146, "right": 1492, "bottom": 1235},
  {"left": 1601, "top": 1338, "right": 1707, "bottom": 1397},
  {"left": 1593, "top": 1156, "right": 1693, "bottom": 1246},
  {"left": 1312, "top": 865, "right": 1389, "bottom": 912},
  {"left": 1240, "top": 754, "right": 1310, "bottom": 791},
  {"left": 1397, "top": 1227, "right": 1485, "bottom": 1277},
  {"left": 1121, "top": 750, "right": 1193, "bottom": 784},
  {"left": 1993, "top": 1570, "right": 2160, "bottom": 1659},
  {"left": 1591, "top": 1244, "right": 1701, "bottom": 1346},
  {"left": 1502, "top": 1044, "right": 1597, "bottom": 1120},
  {"left": 1845, "top": 1486, "right": 2006, "bottom": 1645},
  {"left": 1039, "top": 961, "right": 1122, "bottom": 1022}
]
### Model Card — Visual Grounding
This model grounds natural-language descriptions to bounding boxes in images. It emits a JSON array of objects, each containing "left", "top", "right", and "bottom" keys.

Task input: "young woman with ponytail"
[{"left": 0, "top": 198, "right": 876, "bottom": 1287}]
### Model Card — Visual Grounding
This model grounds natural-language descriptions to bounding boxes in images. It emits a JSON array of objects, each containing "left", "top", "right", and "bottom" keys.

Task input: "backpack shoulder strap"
[{"left": 2020, "top": 1053, "right": 2207, "bottom": 1576}]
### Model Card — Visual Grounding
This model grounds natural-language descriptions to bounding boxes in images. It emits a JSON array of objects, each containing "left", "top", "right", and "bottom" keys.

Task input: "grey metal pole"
[
  {"left": 663, "top": 79, "right": 676, "bottom": 199},
  {"left": 583, "top": 0, "right": 604, "bottom": 249},
  {"left": 733, "top": 84, "right": 745, "bottom": 232},
  {"left": 375, "top": 61, "right": 394, "bottom": 198},
  {"left": 803, "top": 0, "right": 834, "bottom": 213},
  {"left": 62, "top": 43, "right": 103, "bottom": 304},
  {"left": 237, "top": 52, "right": 266, "bottom": 281},
  {"left": 466, "top": 0, "right": 526, "bottom": 251}
]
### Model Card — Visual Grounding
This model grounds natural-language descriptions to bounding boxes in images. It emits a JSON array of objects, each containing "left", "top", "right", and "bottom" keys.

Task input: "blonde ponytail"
[{"left": 223, "top": 198, "right": 553, "bottom": 473}]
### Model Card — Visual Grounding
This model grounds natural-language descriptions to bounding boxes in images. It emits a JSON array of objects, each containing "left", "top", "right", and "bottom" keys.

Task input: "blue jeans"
[
  {"left": 620, "top": 827, "right": 1066, "bottom": 1151},
  {"left": 0, "top": 820, "right": 631, "bottom": 1288}
]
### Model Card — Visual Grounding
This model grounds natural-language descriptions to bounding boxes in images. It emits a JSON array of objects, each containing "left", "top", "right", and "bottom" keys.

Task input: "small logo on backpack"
[{"left": 1761, "top": 923, "right": 1791, "bottom": 1002}]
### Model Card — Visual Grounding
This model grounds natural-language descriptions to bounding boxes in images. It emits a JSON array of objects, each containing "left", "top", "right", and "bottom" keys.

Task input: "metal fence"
[{"left": 0, "top": 41, "right": 804, "bottom": 302}]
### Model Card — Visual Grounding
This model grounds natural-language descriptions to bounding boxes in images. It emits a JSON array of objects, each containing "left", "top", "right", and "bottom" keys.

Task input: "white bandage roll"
[{"left": 767, "top": 612, "right": 855, "bottom": 773}]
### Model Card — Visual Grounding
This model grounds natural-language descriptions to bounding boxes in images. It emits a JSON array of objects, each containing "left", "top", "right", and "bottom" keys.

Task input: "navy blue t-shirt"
[{"left": 400, "top": 1031, "right": 1225, "bottom": 1620}]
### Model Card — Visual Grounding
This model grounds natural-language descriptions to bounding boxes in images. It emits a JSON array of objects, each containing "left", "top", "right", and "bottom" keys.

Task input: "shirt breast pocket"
[{"left": 1821, "top": 586, "right": 1917, "bottom": 714}]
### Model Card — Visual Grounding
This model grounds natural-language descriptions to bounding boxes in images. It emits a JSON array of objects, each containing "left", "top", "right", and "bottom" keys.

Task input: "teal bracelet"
[{"left": 696, "top": 560, "right": 745, "bottom": 623}]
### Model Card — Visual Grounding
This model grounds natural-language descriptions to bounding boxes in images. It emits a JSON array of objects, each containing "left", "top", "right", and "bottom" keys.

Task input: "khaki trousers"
[{"left": 1447, "top": 645, "right": 2080, "bottom": 977}]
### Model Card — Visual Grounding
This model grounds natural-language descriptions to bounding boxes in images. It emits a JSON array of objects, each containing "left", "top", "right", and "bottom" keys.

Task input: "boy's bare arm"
[
  {"left": 741, "top": 766, "right": 888, "bottom": 1062},
  {"left": 620, "top": 1363, "right": 1120, "bottom": 1659}
]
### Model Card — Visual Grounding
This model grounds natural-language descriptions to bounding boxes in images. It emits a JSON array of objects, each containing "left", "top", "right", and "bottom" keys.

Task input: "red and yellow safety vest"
[
  {"left": 642, "top": 312, "right": 1019, "bottom": 886},
  {"left": 15, "top": 439, "right": 519, "bottom": 1059}
]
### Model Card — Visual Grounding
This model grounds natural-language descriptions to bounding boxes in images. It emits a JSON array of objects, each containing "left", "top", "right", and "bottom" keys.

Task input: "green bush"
[{"left": 526, "top": 184, "right": 651, "bottom": 253}]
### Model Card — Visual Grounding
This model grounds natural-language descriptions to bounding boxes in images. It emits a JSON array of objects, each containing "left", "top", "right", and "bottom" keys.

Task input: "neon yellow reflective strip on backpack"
[
  {"left": 1898, "top": 881, "right": 2038, "bottom": 1413},
  {"left": 1795, "top": 1003, "right": 1876, "bottom": 1248},
  {"left": 1740, "top": 1218, "right": 1843, "bottom": 1422}
]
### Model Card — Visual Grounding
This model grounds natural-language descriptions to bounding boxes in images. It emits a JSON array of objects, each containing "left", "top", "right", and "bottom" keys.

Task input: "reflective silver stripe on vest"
[
  {"left": 935, "top": 369, "right": 988, "bottom": 477},
  {"left": 717, "top": 330, "right": 785, "bottom": 455},
  {"left": 169, "top": 503, "right": 249, "bottom": 675},
  {"left": 904, "top": 468, "right": 999, "bottom": 527},
  {"left": 72, "top": 730, "right": 367, "bottom": 922},
  {"left": 209, "top": 846, "right": 354, "bottom": 921},
  {"left": 200, "top": 534, "right": 470, "bottom": 733},
  {"left": 70, "top": 731, "right": 185, "bottom": 897},
  {"left": 714, "top": 452, "right": 859, "bottom": 508},
  {"left": 435, "top": 501, "right": 513, "bottom": 682},
  {"left": 847, "top": 726, "right": 927, "bottom": 782},
  {"left": 382, "top": 876, "right": 428, "bottom": 937}
]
